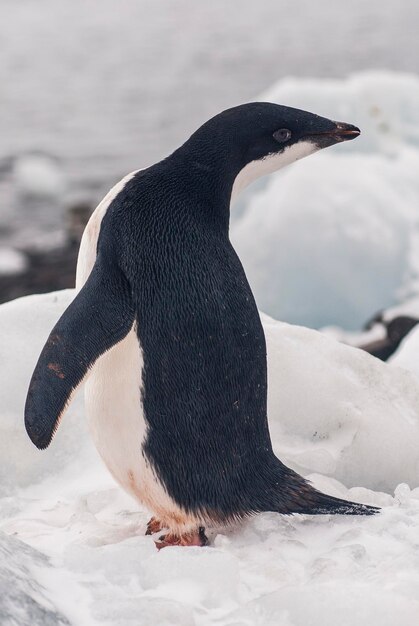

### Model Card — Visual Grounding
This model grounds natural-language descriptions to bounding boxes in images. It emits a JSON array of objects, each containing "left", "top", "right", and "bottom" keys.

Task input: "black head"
[{"left": 176, "top": 102, "right": 360, "bottom": 198}]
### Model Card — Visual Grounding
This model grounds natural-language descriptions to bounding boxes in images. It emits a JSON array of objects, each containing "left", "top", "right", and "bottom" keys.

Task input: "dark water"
[{"left": 1, "top": 0, "right": 419, "bottom": 243}]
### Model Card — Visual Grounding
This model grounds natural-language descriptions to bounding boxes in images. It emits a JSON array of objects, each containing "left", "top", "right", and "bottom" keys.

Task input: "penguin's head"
[{"left": 180, "top": 102, "right": 360, "bottom": 200}]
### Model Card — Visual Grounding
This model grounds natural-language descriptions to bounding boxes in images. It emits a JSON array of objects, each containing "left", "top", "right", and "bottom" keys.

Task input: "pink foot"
[
  {"left": 145, "top": 516, "right": 165, "bottom": 536},
  {"left": 155, "top": 526, "right": 208, "bottom": 550}
]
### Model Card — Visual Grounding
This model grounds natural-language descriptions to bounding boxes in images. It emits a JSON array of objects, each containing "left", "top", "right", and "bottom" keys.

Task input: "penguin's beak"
[
  {"left": 327, "top": 122, "right": 361, "bottom": 142},
  {"left": 307, "top": 121, "right": 360, "bottom": 148}
]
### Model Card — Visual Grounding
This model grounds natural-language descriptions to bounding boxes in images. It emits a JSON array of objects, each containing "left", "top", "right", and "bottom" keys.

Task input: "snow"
[
  {"left": 231, "top": 72, "right": 419, "bottom": 330},
  {"left": 262, "top": 312, "right": 419, "bottom": 492},
  {"left": 1, "top": 290, "right": 419, "bottom": 625}
]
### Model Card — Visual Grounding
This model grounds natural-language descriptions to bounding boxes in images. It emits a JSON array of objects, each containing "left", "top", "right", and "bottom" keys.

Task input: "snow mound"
[
  {"left": 231, "top": 72, "right": 419, "bottom": 330},
  {"left": 263, "top": 313, "right": 419, "bottom": 492}
]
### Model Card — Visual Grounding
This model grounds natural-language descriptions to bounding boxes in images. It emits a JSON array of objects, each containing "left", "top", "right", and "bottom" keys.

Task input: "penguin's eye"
[{"left": 273, "top": 128, "right": 292, "bottom": 143}]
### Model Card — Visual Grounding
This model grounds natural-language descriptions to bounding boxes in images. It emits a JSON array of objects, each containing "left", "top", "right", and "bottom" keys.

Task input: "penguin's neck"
[{"left": 169, "top": 142, "right": 244, "bottom": 233}]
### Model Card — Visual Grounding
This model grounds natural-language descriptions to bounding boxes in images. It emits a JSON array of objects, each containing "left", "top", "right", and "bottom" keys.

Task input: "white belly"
[
  {"left": 85, "top": 326, "right": 199, "bottom": 530},
  {"left": 85, "top": 325, "right": 145, "bottom": 495}
]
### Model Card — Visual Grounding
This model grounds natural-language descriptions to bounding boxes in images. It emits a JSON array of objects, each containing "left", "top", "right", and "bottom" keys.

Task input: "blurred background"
[{"left": 2, "top": 0, "right": 419, "bottom": 334}]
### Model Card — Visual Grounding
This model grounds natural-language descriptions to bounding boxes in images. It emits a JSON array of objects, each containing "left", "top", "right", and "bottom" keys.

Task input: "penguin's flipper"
[{"left": 25, "top": 260, "right": 135, "bottom": 449}]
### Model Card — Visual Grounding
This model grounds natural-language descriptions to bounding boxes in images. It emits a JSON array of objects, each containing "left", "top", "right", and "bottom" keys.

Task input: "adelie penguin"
[{"left": 25, "top": 103, "right": 378, "bottom": 549}]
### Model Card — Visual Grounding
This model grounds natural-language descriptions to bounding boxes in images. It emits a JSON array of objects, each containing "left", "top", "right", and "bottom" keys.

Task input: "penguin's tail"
[
  {"left": 286, "top": 484, "right": 379, "bottom": 516},
  {"left": 264, "top": 463, "right": 379, "bottom": 517}
]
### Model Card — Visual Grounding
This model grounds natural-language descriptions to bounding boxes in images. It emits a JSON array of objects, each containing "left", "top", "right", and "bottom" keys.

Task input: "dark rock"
[
  {"left": 0, "top": 203, "right": 92, "bottom": 305},
  {"left": 359, "top": 315, "right": 419, "bottom": 361}
]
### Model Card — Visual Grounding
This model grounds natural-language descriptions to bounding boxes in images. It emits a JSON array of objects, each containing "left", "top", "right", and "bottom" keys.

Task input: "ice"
[
  {"left": 1, "top": 290, "right": 419, "bottom": 624},
  {"left": 231, "top": 72, "right": 419, "bottom": 330}
]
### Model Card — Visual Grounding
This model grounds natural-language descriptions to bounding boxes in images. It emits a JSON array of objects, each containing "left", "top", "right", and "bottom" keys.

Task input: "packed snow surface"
[
  {"left": 231, "top": 72, "right": 419, "bottom": 330},
  {"left": 1, "top": 290, "right": 419, "bottom": 625}
]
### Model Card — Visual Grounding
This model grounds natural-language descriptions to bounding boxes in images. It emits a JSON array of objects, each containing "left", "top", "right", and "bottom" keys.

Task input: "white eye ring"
[{"left": 273, "top": 129, "right": 292, "bottom": 143}]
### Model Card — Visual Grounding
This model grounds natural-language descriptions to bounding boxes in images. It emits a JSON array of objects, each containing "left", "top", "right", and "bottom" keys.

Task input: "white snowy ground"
[{"left": 1, "top": 290, "right": 419, "bottom": 626}]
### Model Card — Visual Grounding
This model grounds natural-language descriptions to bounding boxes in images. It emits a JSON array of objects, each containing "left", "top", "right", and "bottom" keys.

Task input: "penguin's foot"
[
  {"left": 155, "top": 526, "right": 208, "bottom": 550},
  {"left": 145, "top": 516, "right": 165, "bottom": 536}
]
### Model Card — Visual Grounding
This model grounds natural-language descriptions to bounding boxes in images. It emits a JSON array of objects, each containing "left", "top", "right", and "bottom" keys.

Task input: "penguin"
[{"left": 25, "top": 103, "right": 378, "bottom": 549}]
